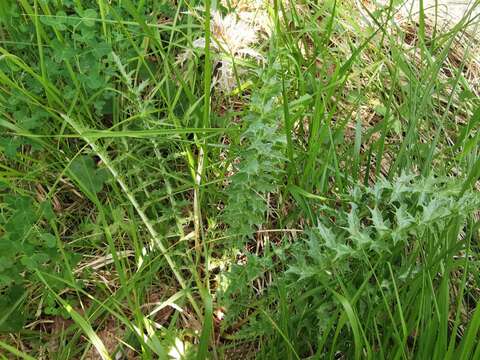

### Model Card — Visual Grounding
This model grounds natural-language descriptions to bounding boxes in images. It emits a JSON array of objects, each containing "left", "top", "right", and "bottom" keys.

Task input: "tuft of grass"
[{"left": 0, "top": 0, "right": 479, "bottom": 359}]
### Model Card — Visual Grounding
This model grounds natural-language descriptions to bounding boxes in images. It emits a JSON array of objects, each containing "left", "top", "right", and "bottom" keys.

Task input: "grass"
[{"left": 0, "top": 0, "right": 479, "bottom": 358}]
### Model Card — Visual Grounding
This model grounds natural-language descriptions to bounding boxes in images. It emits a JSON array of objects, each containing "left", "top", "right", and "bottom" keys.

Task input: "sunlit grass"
[{"left": 0, "top": 0, "right": 479, "bottom": 358}]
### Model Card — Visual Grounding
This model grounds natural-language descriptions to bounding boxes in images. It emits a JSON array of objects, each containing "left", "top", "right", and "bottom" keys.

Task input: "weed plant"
[{"left": 0, "top": 0, "right": 479, "bottom": 359}]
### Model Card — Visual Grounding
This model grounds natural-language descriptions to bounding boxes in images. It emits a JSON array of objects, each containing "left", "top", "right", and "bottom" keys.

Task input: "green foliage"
[
  {"left": 70, "top": 156, "right": 110, "bottom": 196},
  {"left": 223, "top": 65, "right": 287, "bottom": 239},
  {"left": 0, "top": 285, "right": 27, "bottom": 332},
  {"left": 0, "top": 0, "right": 479, "bottom": 358},
  {"left": 220, "top": 175, "right": 480, "bottom": 358},
  {"left": 0, "top": 194, "right": 60, "bottom": 331},
  {"left": 299, "top": 174, "right": 479, "bottom": 261},
  {"left": 0, "top": 137, "right": 23, "bottom": 159}
]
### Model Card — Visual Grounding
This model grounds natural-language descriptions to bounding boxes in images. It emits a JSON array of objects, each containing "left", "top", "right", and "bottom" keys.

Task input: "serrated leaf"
[
  {"left": 243, "top": 158, "right": 259, "bottom": 176},
  {"left": 422, "top": 198, "right": 451, "bottom": 223},
  {"left": 313, "top": 222, "right": 353, "bottom": 259},
  {"left": 346, "top": 204, "right": 372, "bottom": 247},
  {"left": 395, "top": 205, "right": 414, "bottom": 230},
  {"left": 347, "top": 203, "right": 360, "bottom": 232},
  {"left": 370, "top": 206, "right": 389, "bottom": 233},
  {"left": 315, "top": 221, "right": 336, "bottom": 249},
  {"left": 390, "top": 172, "right": 416, "bottom": 202}
]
